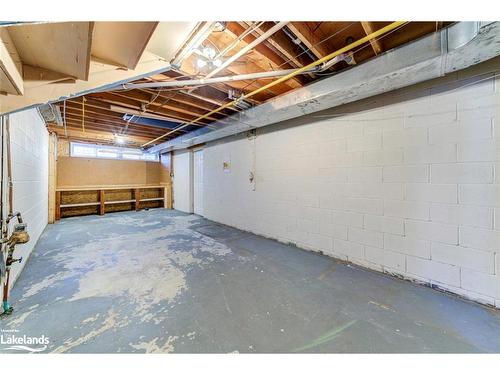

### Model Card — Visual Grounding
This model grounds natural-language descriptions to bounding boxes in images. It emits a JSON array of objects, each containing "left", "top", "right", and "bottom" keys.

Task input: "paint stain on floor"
[{"left": 3, "top": 209, "right": 500, "bottom": 353}]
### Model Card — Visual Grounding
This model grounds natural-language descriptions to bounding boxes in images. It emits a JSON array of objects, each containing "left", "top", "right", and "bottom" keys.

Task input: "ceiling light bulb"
[
  {"left": 203, "top": 47, "right": 216, "bottom": 60},
  {"left": 115, "top": 136, "right": 125, "bottom": 145},
  {"left": 213, "top": 21, "right": 227, "bottom": 32},
  {"left": 213, "top": 59, "right": 222, "bottom": 67},
  {"left": 197, "top": 58, "right": 207, "bottom": 68}
]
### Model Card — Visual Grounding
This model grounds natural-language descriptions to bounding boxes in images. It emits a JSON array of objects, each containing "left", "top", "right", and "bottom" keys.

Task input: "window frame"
[{"left": 69, "top": 142, "right": 159, "bottom": 162}]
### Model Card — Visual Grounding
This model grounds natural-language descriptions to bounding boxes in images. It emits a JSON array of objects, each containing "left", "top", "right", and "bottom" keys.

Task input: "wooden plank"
[
  {"left": 0, "top": 28, "right": 23, "bottom": 95},
  {"left": 180, "top": 54, "right": 276, "bottom": 101},
  {"left": 23, "top": 64, "right": 75, "bottom": 87},
  {"left": 60, "top": 202, "right": 100, "bottom": 208},
  {"left": 206, "top": 31, "right": 300, "bottom": 93},
  {"left": 140, "top": 89, "right": 235, "bottom": 115},
  {"left": 99, "top": 190, "right": 105, "bottom": 215},
  {"left": 225, "top": 22, "right": 306, "bottom": 86},
  {"left": 95, "top": 91, "right": 224, "bottom": 121},
  {"left": 135, "top": 188, "right": 141, "bottom": 210},
  {"left": 360, "top": 22, "right": 383, "bottom": 55},
  {"left": 0, "top": 50, "right": 171, "bottom": 114},
  {"left": 287, "top": 22, "right": 330, "bottom": 59},
  {"left": 105, "top": 199, "right": 136, "bottom": 204},
  {"left": 55, "top": 191, "right": 61, "bottom": 221},
  {"left": 57, "top": 185, "right": 166, "bottom": 191},
  {"left": 56, "top": 185, "right": 163, "bottom": 218},
  {"left": 62, "top": 112, "right": 176, "bottom": 135},
  {"left": 91, "top": 22, "right": 159, "bottom": 70},
  {"left": 139, "top": 197, "right": 164, "bottom": 202},
  {"left": 163, "top": 186, "right": 169, "bottom": 209},
  {"left": 254, "top": 22, "right": 314, "bottom": 69},
  {"left": 48, "top": 127, "right": 160, "bottom": 147},
  {"left": 68, "top": 96, "right": 212, "bottom": 126},
  {"left": 7, "top": 22, "right": 94, "bottom": 80}
]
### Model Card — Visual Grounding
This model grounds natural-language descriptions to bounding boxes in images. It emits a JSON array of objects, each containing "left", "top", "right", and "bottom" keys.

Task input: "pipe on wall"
[
  {"left": 117, "top": 52, "right": 356, "bottom": 90},
  {"left": 119, "top": 68, "right": 318, "bottom": 90}
]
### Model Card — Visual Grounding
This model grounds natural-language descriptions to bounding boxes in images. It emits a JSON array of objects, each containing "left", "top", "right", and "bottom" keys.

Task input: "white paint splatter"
[
  {"left": 21, "top": 271, "right": 73, "bottom": 299},
  {"left": 51, "top": 309, "right": 128, "bottom": 353},
  {"left": 22, "top": 214, "right": 232, "bottom": 323},
  {"left": 129, "top": 335, "right": 178, "bottom": 353},
  {"left": 82, "top": 313, "right": 100, "bottom": 324},
  {"left": 6, "top": 310, "right": 34, "bottom": 326}
]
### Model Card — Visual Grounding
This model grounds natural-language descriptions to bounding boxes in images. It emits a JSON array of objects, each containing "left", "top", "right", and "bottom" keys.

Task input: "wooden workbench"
[{"left": 55, "top": 184, "right": 171, "bottom": 220}]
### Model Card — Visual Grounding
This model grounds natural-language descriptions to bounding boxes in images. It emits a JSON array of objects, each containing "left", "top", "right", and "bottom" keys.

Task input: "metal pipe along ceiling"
[{"left": 119, "top": 68, "right": 318, "bottom": 90}]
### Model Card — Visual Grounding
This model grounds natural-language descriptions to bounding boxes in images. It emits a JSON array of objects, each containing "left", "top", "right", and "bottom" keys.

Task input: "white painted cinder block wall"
[
  {"left": 173, "top": 149, "right": 193, "bottom": 213},
  {"left": 1, "top": 108, "right": 49, "bottom": 304},
  {"left": 202, "top": 63, "right": 500, "bottom": 308}
]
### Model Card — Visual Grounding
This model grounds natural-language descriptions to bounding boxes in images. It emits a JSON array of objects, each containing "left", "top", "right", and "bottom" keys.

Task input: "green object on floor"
[{"left": 293, "top": 320, "right": 358, "bottom": 352}]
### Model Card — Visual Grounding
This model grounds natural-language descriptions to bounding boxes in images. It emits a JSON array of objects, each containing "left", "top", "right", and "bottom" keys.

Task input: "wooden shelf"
[
  {"left": 56, "top": 185, "right": 170, "bottom": 220},
  {"left": 60, "top": 202, "right": 100, "bottom": 208},
  {"left": 105, "top": 199, "right": 136, "bottom": 204},
  {"left": 56, "top": 185, "right": 166, "bottom": 191},
  {"left": 139, "top": 197, "right": 164, "bottom": 202}
]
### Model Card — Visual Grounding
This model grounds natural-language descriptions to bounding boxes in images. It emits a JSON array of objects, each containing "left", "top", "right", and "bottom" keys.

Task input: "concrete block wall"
[
  {"left": 1, "top": 108, "right": 49, "bottom": 306},
  {"left": 202, "top": 64, "right": 500, "bottom": 308},
  {"left": 173, "top": 150, "right": 193, "bottom": 213}
]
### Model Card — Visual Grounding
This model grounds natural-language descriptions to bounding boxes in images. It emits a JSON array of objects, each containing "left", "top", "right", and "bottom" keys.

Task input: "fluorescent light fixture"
[{"left": 109, "top": 105, "right": 182, "bottom": 123}]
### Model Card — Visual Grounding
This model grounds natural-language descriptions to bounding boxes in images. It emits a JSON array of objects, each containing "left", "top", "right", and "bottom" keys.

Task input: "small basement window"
[{"left": 70, "top": 142, "right": 159, "bottom": 162}]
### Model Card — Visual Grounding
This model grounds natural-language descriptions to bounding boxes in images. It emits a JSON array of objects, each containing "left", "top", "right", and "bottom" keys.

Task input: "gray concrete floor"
[{"left": 2, "top": 209, "right": 500, "bottom": 353}]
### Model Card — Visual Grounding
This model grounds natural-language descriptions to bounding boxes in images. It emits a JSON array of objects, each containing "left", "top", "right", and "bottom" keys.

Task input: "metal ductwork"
[
  {"left": 37, "top": 104, "right": 63, "bottom": 127},
  {"left": 148, "top": 21, "right": 500, "bottom": 153}
]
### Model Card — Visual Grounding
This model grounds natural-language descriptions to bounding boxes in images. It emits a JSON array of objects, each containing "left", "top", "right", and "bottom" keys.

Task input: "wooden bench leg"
[
  {"left": 99, "top": 190, "right": 105, "bottom": 215},
  {"left": 135, "top": 188, "right": 141, "bottom": 211},
  {"left": 55, "top": 191, "right": 61, "bottom": 221}
]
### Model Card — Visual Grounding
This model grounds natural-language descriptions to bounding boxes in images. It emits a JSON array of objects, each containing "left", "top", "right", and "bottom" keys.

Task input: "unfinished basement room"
[{"left": 1, "top": 3, "right": 500, "bottom": 369}]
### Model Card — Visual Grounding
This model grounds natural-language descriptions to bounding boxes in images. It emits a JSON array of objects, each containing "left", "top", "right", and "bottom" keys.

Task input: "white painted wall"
[
  {"left": 193, "top": 149, "right": 204, "bottom": 216},
  {"left": 203, "top": 64, "right": 500, "bottom": 308},
  {"left": 173, "top": 150, "right": 193, "bottom": 213},
  {"left": 1, "top": 108, "right": 49, "bottom": 307}
]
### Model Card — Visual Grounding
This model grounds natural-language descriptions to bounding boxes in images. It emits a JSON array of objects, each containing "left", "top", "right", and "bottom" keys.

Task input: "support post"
[
  {"left": 99, "top": 189, "right": 105, "bottom": 215},
  {"left": 163, "top": 186, "right": 168, "bottom": 208},
  {"left": 135, "top": 188, "right": 141, "bottom": 211},
  {"left": 55, "top": 191, "right": 61, "bottom": 221}
]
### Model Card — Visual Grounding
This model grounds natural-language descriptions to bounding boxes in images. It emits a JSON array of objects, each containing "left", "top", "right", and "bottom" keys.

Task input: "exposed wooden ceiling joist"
[
  {"left": 360, "top": 22, "right": 384, "bottom": 55},
  {"left": 225, "top": 22, "right": 307, "bottom": 86},
  {"left": 64, "top": 96, "right": 213, "bottom": 126},
  {"left": 253, "top": 22, "right": 314, "bottom": 69},
  {"left": 206, "top": 29, "right": 301, "bottom": 94},
  {"left": 139, "top": 89, "right": 235, "bottom": 115},
  {"left": 44, "top": 21, "right": 452, "bottom": 148},
  {"left": 94, "top": 91, "right": 224, "bottom": 121},
  {"left": 286, "top": 22, "right": 331, "bottom": 59},
  {"left": 50, "top": 126, "right": 157, "bottom": 147}
]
